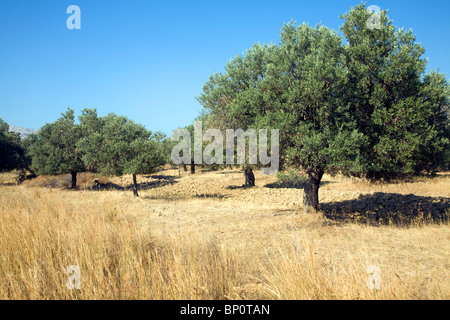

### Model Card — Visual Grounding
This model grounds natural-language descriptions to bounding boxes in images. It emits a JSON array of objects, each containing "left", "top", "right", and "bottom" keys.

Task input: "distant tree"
[
  {"left": 151, "top": 130, "right": 175, "bottom": 166},
  {"left": 0, "top": 118, "right": 26, "bottom": 172},
  {"left": 172, "top": 121, "right": 207, "bottom": 174},
  {"left": 78, "top": 113, "right": 166, "bottom": 196},
  {"left": 25, "top": 108, "right": 84, "bottom": 188}
]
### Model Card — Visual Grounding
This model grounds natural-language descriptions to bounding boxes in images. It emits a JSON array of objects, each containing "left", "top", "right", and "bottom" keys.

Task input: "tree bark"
[
  {"left": 132, "top": 174, "right": 139, "bottom": 197},
  {"left": 303, "top": 169, "right": 324, "bottom": 212},
  {"left": 244, "top": 167, "right": 255, "bottom": 187},
  {"left": 190, "top": 160, "right": 195, "bottom": 174},
  {"left": 71, "top": 172, "right": 77, "bottom": 189}
]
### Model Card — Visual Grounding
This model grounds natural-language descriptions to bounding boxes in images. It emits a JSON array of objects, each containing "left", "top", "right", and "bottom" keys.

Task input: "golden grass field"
[{"left": 0, "top": 168, "right": 449, "bottom": 300}]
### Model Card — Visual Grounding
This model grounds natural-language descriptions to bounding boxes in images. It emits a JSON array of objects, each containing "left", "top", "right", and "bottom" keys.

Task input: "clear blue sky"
[{"left": 1, "top": 0, "right": 449, "bottom": 135}]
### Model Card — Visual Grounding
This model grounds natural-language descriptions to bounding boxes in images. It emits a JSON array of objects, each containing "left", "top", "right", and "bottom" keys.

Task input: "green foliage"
[
  {"left": 275, "top": 170, "right": 306, "bottom": 188},
  {"left": 152, "top": 130, "right": 176, "bottom": 165},
  {"left": 23, "top": 108, "right": 169, "bottom": 191},
  {"left": 198, "top": 23, "right": 366, "bottom": 177},
  {"left": 79, "top": 108, "right": 104, "bottom": 138},
  {"left": 340, "top": 3, "right": 449, "bottom": 179},
  {"left": 77, "top": 112, "right": 166, "bottom": 177},
  {"left": 25, "top": 108, "right": 85, "bottom": 177},
  {"left": 197, "top": 3, "right": 450, "bottom": 183},
  {"left": 175, "top": 119, "right": 228, "bottom": 170},
  {"left": 0, "top": 118, "right": 26, "bottom": 172}
]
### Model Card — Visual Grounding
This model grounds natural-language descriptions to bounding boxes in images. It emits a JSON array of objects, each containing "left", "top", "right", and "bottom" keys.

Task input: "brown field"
[{"left": 0, "top": 168, "right": 449, "bottom": 300}]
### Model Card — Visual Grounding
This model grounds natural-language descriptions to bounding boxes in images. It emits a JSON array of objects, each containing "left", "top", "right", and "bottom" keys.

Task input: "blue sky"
[{"left": 0, "top": 0, "right": 449, "bottom": 135}]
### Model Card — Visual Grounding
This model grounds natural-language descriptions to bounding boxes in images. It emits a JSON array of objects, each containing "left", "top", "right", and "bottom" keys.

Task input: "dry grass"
[
  {"left": 0, "top": 169, "right": 449, "bottom": 300},
  {"left": 0, "top": 187, "right": 240, "bottom": 299}
]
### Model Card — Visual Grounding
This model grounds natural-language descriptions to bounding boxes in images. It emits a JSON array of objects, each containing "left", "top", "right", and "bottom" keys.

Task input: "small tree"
[
  {"left": 152, "top": 130, "right": 175, "bottom": 167},
  {"left": 78, "top": 113, "right": 166, "bottom": 196},
  {"left": 0, "top": 118, "right": 26, "bottom": 172},
  {"left": 25, "top": 108, "right": 84, "bottom": 188}
]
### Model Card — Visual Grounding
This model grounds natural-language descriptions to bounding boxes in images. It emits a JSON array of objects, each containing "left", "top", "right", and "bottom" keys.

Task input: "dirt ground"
[{"left": 61, "top": 167, "right": 449, "bottom": 257}]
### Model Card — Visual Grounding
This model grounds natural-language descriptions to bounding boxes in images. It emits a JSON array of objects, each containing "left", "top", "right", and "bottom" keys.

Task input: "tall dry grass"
[
  {"left": 0, "top": 185, "right": 448, "bottom": 300},
  {"left": 0, "top": 187, "right": 240, "bottom": 299}
]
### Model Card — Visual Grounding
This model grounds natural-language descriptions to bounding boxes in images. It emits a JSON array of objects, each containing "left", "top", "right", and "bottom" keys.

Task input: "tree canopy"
[
  {"left": 197, "top": 3, "right": 450, "bottom": 211},
  {"left": 77, "top": 111, "right": 167, "bottom": 196},
  {"left": 340, "top": 4, "right": 450, "bottom": 179},
  {"left": 25, "top": 108, "right": 85, "bottom": 188}
]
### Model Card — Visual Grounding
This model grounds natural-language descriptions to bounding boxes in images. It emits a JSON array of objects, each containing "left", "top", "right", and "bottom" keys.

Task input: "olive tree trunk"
[
  {"left": 132, "top": 174, "right": 139, "bottom": 197},
  {"left": 303, "top": 169, "right": 324, "bottom": 212},
  {"left": 71, "top": 172, "right": 77, "bottom": 189},
  {"left": 244, "top": 167, "right": 255, "bottom": 187}
]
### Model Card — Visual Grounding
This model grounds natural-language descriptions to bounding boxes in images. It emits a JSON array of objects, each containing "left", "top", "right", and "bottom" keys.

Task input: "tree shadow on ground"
[
  {"left": 0, "top": 182, "right": 18, "bottom": 186},
  {"left": 141, "top": 194, "right": 189, "bottom": 201},
  {"left": 320, "top": 192, "right": 450, "bottom": 226},
  {"left": 142, "top": 174, "right": 179, "bottom": 181},
  {"left": 434, "top": 173, "right": 450, "bottom": 178},
  {"left": 125, "top": 175, "right": 179, "bottom": 191},
  {"left": 264, "top": 180, "right": 332, "bottom": 189},
  {"left": 194, "top": 193, "right": 231, "bottom": 199},
  {"left": 88, "top": 181, "right": 123, "bottom": 191},
  {"left": 226, "top": 185, "right": 256, "bottom": 190},
  {"left": 215, "top": 170, "right": 240, "bottom": 175},
  {"left": 90, "top": 174, "right": 179, "bottom": 192}
]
